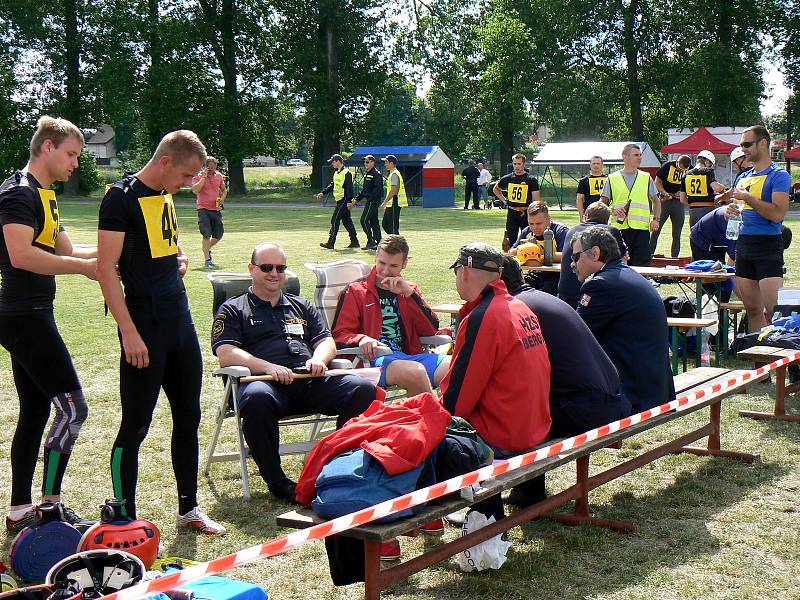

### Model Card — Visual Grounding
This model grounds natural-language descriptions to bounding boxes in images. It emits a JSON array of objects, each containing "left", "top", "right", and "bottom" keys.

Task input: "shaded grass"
[{"left": 1, "top": 204, "right": 799, "bottom": 599}]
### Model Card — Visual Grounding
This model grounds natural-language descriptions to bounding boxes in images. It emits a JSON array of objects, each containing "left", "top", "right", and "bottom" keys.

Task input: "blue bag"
[{"left": 312, "top": 449, "right": 427, "bottom": 523}]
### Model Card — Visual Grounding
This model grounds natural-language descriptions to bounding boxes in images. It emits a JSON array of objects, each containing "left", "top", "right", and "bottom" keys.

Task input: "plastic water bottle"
[
  {"left": 725, "top": 205, "right": 743, "bottom": 240},
  {"left": 543, "top": 229, "right": 554, "bottom": 266},
  {"left": 700, "top": 329, "right": 711, "bottom": 367}
]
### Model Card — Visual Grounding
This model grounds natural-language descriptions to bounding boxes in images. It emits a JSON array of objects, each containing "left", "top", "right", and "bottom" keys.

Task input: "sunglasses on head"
[{"left": 252, "top": 263, "right": 288, "bottom": 273}]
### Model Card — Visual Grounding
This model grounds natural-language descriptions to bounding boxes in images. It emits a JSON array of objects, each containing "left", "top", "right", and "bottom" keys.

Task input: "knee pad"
[{"left": 46, "top": 389, "right": 88, "bottom": 454}]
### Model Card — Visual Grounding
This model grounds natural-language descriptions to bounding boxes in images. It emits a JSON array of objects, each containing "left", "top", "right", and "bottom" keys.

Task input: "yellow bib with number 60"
[
  {"left": 138, "top": 194, "right": 179, "bottom": 258},
  {"left": 35, "top": 188, "right": 60, "bottom": 249}
]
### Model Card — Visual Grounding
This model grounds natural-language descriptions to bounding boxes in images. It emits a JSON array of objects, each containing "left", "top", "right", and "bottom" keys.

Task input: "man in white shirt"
[{"left": 477, "top": 161, "right": 493, "bottom": 209}]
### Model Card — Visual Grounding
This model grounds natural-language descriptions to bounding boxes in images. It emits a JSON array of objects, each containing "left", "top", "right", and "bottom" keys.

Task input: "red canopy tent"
[
  {"left": 785, "top": 145, "right": 800, "bottom": 159},
  {"left": 661, "top": 126, "right": 738, "bottom": 154}
]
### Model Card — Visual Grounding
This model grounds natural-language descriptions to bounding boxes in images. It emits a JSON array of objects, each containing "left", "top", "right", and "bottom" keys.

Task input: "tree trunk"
[
  {"left": 311, "top": 2, "right": 340, "bottom": 190},
  {"left": 622, "top": 0, "right": 644, "bottom": 141},
  {"left": 145, "top": 0, "right": 163, "bottom": 152},
  {"left": 498, "top": 101, "right": 514, "bottom": 173},
  {"left": 63, "top": 0, "right": 82, "bottom": 194},
  {"left": 787, "top": 92, "right": 795, "bottom": 173},
  {"left": 216, "top": 0, "right": 246, "bottom": 195}
]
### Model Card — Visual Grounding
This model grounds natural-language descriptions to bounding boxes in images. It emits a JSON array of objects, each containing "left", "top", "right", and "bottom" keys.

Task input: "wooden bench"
[
  {"left": 667, "top": 317, "right": 718, "bottom": 373},
  {"left": 277, "top": 366, "right": 763, "bottom": 599},
  {"left": 735, "top": 345, "right": 800, "bottom": 422},
  {"left": 719, "top": 301, "right": 745, "bottom": 357}
]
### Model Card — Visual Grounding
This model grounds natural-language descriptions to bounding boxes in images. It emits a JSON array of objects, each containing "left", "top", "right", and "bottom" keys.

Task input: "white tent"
[{"left": 533, "top": 141, "right": 662, "bottom": 172}]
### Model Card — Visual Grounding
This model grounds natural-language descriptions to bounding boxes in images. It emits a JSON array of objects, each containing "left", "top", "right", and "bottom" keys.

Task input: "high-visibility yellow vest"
[
  {"left": 332, "top": 168, "right": 346, "bottom": 201},
  {"left": 608, "top": 170, "right": 652, "bottom": 230},
  {"left": 385, "top": 168, "right": 408, "bottom": 207}
]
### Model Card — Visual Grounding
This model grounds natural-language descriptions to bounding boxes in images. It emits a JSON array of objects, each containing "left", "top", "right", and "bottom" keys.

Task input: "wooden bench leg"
[
  {"left": 364, "top": 540, "right": 384, "bottom": 600},
  {"left": 680, "top": 401, "right": 758, "bottom": 462},
  {"left": 544, "top": 455, "right": 635, "bottom": 532},
  {"left": 739, "top": 365, "right": 800, "bottom": 422}
]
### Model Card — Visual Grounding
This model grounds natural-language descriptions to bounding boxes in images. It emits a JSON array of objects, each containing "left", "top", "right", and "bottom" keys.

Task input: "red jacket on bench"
[{"left": 331, "top": 267, "right": 441, "bottom": 355}]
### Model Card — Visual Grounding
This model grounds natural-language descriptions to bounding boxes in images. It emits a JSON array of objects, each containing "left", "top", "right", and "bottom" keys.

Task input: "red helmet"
[{"left": 77, "top": 519, "right": 160, "bottom": 569}]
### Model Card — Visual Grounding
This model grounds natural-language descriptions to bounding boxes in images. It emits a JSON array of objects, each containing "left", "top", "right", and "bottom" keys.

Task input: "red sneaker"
[
  {"left": 379, "top": 538, "right": 401, "bottom": 561},
  {"left": 420, "top": 518, "right": 444, "bottom": 536}
]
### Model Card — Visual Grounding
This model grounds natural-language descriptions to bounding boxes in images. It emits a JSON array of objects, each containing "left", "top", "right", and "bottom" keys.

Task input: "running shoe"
[
  {"left": 176, "top": 506, "right": 226, "bottom": 535},
  {"left": 5, "top": 510, "right": 34, "bottom": 534}
]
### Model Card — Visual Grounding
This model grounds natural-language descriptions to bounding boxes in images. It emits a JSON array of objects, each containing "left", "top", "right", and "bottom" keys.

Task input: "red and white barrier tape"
[{"left": 106, "top": 351, "right": 800, "bottom": 600}]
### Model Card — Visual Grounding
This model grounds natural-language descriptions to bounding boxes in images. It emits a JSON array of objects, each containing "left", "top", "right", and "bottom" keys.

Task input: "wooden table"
[
  {"left": 667, "top": 317, "right": 718, "bottom": 374},
  {"left": 432, "top": 302, "right": 464, "bottom": 336}
]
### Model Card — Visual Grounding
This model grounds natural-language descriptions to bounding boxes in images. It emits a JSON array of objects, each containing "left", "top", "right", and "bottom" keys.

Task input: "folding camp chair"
[{"left": 202, "top": 270, "right": 342, "bottom": 500}]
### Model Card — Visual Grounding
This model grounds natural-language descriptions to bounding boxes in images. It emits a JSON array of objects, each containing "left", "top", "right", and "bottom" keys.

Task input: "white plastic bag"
[
  {"left": 456, "top": 511, "right": 511, "bottom": 572},
  {"left": 701, "top": 294, "right": 719, "bottom": 336}
]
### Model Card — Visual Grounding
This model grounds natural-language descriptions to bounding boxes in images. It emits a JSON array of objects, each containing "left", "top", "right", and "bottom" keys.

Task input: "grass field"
[{"left": 1, "top": 204, "right": 800, "bottom": 599}]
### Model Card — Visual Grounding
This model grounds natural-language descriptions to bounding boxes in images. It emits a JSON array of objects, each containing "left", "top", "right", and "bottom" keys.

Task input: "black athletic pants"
[
  {"left": 504, "top": 209, "right": 527, "bottom": 249},
  {"left": 464, "top": 184, "right": 480, "bottom": 209},
  {"left": 621, "top": 228, "right": 652, "bottom": 267},
  {"left": 649, "top": 198, "right": 684, "bottom": 257},
  {"left": 382, "top": 203, "right": 401, "bottom": 235},
  {"left": 360, "top": 199, "right": 381, "bottom": 246},
  {"left": 110, "top": 308, "right": 202, "bottom": 518},
  {"left": 327, "top": 199, "right": 358, "bottom": 245},
  {"left": 238, "top": 375, "right": 375, "bottom": 489},
  {"left": 0, "top": 312, "right": 84, "bottom": 505}
]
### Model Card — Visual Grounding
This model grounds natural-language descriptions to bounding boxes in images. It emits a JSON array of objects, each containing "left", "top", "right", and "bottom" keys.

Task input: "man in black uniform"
[
  {"left": 97, "top": 130, "right": 225, "bottom": 534},
  {"left": 461, "top": 160, "right": 480, "bottom": 210},
  {"left": 213, "top": 242, "right": 376, "bottom": 502},
  {"left": 315, "top": 154, "right": 359, "bottom": 250},
  {"left": 0, "top": 116, "right": 97, "bottom": 532},
  {"left": 680, "top": 150, "right": 725, "bottom": 227},
  {"left": 650, "top": 154, "right": 691, "bottom": 257},
  {"left": 558, "top": 202, "right": 628, "bottom": 308},
  {"left": 572, "top": 226, "right": 675, "bottom": 414},
  {"left": 354, "top": 155, "right": 383, "bottom": 250},
  {"left": 493, "top": 153, "right": 540, "bottom": 249},
  {"left": 575, "top": 156, "right": 606, "bottom": 221}
]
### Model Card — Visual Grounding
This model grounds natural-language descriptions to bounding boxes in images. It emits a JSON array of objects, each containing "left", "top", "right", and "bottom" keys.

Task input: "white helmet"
[
  {"left": 730, "top": 147, "right": 745, "bottom": 162},
  {"left": 697, "top": 150, "right": 716, "bottom": 165}
]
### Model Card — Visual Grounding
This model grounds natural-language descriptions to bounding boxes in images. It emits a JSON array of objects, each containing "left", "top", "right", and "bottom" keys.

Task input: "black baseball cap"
[
  {"left": 450, "top": 242, "right": 504, "bottom": 273},
  {"left": 327, "top": 154, "right": 344, "bottom": 163},
  {"left": 382, "top": 154, "right": 398, "bottom": 164}
]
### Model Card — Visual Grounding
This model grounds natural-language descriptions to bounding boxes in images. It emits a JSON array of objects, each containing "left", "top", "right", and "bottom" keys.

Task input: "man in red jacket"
[
  {"left": 332, "top": 235, "right": 450, "bottom": 395},
  {"left": 440, "top": 242, "right": 551, "bottom": 520}
]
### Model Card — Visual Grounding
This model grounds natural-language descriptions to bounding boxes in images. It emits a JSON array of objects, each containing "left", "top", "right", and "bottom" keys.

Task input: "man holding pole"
[{"left": 212, "top": 242, "right": 376, "bottom": 502}]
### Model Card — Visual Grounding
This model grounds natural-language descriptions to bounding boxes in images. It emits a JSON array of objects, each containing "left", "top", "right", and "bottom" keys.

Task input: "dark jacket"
[{"left": 355, "top": 166, "right": 383, "bottom": 204}]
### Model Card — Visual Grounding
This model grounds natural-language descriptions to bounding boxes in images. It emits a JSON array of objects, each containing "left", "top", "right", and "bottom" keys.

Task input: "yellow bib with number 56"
[
  {"left": 138, "top": 194, "right": 179, "bottom": 258},
  {"left": 35, "top": 188, "right": 60, "bottom": 249},
  {"left": 507, "top": 182, "right": 528, "bottom": 206}
]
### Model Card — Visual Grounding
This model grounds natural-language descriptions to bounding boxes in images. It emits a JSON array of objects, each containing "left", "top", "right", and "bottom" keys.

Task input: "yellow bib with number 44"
[
  {"left": 138, "top": 194, "right": 179, "bottom": 258},
  {"left": 35, "top": 188, "right": 60, "bottom": 249}
]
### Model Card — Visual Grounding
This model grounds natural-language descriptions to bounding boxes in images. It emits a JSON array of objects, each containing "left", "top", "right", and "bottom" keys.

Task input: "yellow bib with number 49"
[
  {"left": 34, "top": 188, "right": 60, "bottom": 249},
  {"left": 138, "top": 194, "right": 179, "bottom": 258}
]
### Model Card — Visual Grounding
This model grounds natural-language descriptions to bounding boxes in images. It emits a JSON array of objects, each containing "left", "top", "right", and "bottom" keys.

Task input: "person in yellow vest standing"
[
  {"left": 315, "top": 154, "right": 360, "bottom": 249},
  {"left": 600, "top": 143, "right": 661, "bottom": 266},
  {"left": 575, "top": 155, "right": 606, "bottom": 221},
  {"left": 380, "top": 154, "right": 407, "bottom": 235}
]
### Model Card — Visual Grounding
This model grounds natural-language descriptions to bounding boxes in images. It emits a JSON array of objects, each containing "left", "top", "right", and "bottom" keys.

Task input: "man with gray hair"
[
  {"left": 440, "top": 242, "right": 551, "bottom": 520},
  {"left": 571, "top": 226, "right": 674, "bottom": 414}
]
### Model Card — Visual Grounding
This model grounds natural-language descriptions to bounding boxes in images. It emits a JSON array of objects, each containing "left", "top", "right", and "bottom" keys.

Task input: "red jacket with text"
[
  {"left": 331, "top": 267, "right": 440, "bottom": 355},
  {"left": 439, "top": 279, "right": 551, "bottom": 452},
  {"left": 295, "top": 392, "right": 452, "bottom": 505}
]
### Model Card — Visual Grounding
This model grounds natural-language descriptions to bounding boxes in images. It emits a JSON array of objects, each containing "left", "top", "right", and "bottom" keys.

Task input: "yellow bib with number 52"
[
  {"left": 137, "top": 194, "right": 179, "bottom": 258},
  {"left": 34, "top": 188, "right": 60, "bottom": 249}
]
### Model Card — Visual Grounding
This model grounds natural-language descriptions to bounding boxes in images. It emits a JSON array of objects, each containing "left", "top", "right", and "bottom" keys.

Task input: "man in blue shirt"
[
  {"left": 572, "top": 226, "right": 675, "bottom": 414},
  {"left": 722, "top": 126, "right": 791, "bottom": 331},
  {"left": 510, "top": 200, "right": 569, "bottom": 295},
  {"left": 690, "top": 206, "right": 736, "bottom": 302}
]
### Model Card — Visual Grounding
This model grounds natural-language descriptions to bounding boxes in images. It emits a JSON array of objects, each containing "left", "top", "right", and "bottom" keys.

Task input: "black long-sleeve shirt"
[{"left": 355, "top": 167, "right": 383, "bottom": 204}]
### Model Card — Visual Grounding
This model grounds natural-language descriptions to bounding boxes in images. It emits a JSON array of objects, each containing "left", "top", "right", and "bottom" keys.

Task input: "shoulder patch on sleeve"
[
  {"left": 579, "top": 294, "right": 591, "bottom": 307},
  {"left": 212, "top": 316, "right": 226, "bottom": 339}
]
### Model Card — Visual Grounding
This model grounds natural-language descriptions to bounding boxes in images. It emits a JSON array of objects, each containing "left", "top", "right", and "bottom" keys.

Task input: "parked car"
[{"left": 286, "top": 158, "right": 309, "bottom": 166}]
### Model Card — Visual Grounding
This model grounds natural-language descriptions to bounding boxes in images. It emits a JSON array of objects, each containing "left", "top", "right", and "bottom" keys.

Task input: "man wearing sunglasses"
[
  {"left": 571, "top": 226, "right": 674, "bottom": 416},
  {"left": 213, "top": 242, "right": 376, "bottom": 503},
  {"left": 721, "top": 125, "right": 791, "bottom": 332},
  {"left": 353, "top": 154, "right": 383, "bottom": 250}
]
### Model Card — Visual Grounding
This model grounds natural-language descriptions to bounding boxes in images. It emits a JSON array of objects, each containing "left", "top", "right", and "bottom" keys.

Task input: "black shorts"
[
  {"left": 735, "top": 234, "right": 784, "bottom": 280},
  {"left": 198, "top": 209, "right": 224, "bottom": 239}
]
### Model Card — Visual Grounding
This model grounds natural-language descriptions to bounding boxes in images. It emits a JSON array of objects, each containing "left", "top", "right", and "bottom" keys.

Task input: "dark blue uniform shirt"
[
  {"left": 576, "top": 259, "right": 675, "bottom": 413},
  {"left": 212, "top": 290, "right": 330, "bottom": 369},
  {"left": 690, "top": 206, "right": 736, "bottom": 260}
]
